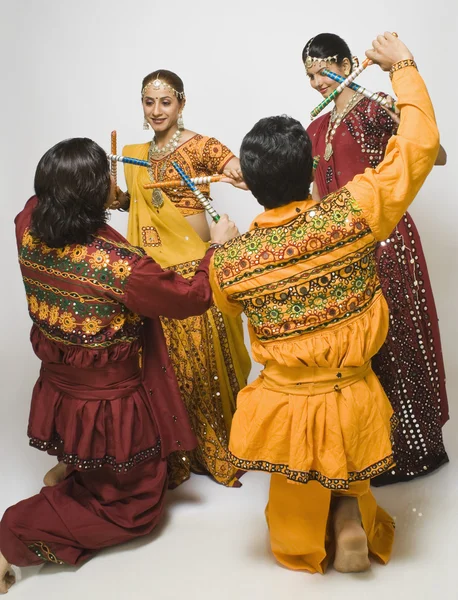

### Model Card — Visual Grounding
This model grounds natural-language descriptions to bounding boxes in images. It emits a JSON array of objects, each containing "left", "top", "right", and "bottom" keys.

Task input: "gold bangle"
[{"left": 389, "top": 59, "right": 417, "bottom": 80}]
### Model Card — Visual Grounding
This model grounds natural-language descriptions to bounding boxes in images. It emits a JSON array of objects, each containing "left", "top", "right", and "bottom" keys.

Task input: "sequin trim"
[
  {"left": 229, "top": 415, "right": 398, "bottom": 490},
  {"left": 29, "top": 434, "right": 161, "bottom": 473}
]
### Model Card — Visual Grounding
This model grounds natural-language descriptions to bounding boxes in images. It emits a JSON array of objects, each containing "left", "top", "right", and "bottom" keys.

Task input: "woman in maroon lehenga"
[
  {"left": 303, "top": 33, "right": 449, "bottom": 486},
  {"left": 0, "top": 138, "right": 238, "bottom": 593}
]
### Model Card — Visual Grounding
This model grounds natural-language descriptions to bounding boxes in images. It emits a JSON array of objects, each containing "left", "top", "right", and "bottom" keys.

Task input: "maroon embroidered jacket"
[{"left": 15, "top": 196, "right": 217, "bottom": 469}]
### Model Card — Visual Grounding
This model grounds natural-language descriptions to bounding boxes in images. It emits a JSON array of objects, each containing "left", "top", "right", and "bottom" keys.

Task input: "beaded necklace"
[{"left": 149, "top": 128, "right": 183, "bottom": 156}]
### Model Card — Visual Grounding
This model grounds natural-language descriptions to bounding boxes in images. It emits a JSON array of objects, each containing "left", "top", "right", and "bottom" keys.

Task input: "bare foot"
[
  {"left": 0, "top": 553, "right": 15, "bottom": 594},
  {"left": 43, "top": 462, "right": 67, "bottom": 487},
  {"left": 333, "top": 497, "right": 370, "bottom": 573}
]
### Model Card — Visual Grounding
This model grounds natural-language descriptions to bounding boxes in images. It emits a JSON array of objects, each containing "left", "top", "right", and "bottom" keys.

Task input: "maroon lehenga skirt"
[{"left": 371, "top": 212, "right": 449, "bottom": 486}]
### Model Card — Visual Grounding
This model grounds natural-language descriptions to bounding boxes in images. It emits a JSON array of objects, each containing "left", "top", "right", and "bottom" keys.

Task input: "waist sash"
[
  {"left": 41, "top": 356, "right": 142, "bottom": 400},
  {"left": 261, "top": 361, "right": 372, "bottom": 395}
]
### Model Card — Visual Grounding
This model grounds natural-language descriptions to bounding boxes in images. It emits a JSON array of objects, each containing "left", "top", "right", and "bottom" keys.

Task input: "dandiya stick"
[
  {"left": 321, "top": 69, "right": 397, "bottom": 112},
  {"left": 111, "top": 131, "right": 117, "bottom": 186},
  {"left": 107, "top": 154, "right": 151, "bottom": 168},
  {"left": 310, "top": 58, "right": 372, "bottom": 119},
  {"left": 172, "top": 162, "right": 220, "bottom": 222},
  {"left": 144, "top": 174, "right": 223, "bottom": 189}
]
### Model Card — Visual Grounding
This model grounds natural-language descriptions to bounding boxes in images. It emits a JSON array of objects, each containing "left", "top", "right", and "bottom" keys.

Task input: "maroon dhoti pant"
[{"left": 0, "top": 456, "right": 167, "bottom": 566}]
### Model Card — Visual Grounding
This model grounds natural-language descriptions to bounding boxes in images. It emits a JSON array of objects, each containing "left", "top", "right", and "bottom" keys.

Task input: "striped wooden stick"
[
  {"left": 111, "top": 131, "right": 117, "bottom": 186},
  {"left": 310, "top": 58, "right": 372, "bottom": 119},
  {"left": 144, "top": 175, "right": 223, "bottom": 189},
  {"left": 107, "top": 154, "right": 151, "bottom": 168},
  {"left": 321, "top": 69, "right": 397, "bottom": 112},
  {"left": 172, "top": 162, "right": 220, "bottom": 222}
]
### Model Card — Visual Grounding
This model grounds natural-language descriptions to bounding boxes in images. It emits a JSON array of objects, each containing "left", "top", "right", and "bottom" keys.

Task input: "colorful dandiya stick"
[
  {"left": 111, "top": 131, "right": 117, "bottom": 186},
  {"left": 107, "top": 154, "right": 151, "bottom": 168},
  {"left": 310, "top": 58, "right": 372, "bottom": 119},
  {"left": 172, "top": 162, "right": 220, "bottom": 223},
  {"left": 143, "top": 174, "right": 223, "bottom": 190},
  {"left": 321, "top": 69, "right": 397, "bottom": 112},
  {"left": 312, "top": 155, "right": 320, "bottom": 170}
]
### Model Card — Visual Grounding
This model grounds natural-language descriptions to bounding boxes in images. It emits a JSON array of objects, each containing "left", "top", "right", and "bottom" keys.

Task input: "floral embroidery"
[
  {"left": 71, "top": 245, "right": 87, "bottom": 262},
  {"left": 111, "top": 313, "right": 126, "bottom": 331},
  {"left": 214, "top": 188, "right": 379, "bottom": 341},
  {"left": 19, "top": 230, "right": 144, "bottom": 347},
  {"left": 89, "top": 249, "right": 110, "bottom": 270},
  {"left": 82, "top": 316, "right": 103, "bottom": 335},
  {"left": 111, "top": 259, "right": 131, "bottom": 279},
  {"left": 38, "top": 301, "right": 49, "bottom": 320},
  {"left": 49, "top": 305, "right": 60, "bottom": 325},
  {"left": 59, "top": 311, "right": 77, "bottom": 333},
  {"left": 28, "top": 295, "right": 38, "bottom": 314}
]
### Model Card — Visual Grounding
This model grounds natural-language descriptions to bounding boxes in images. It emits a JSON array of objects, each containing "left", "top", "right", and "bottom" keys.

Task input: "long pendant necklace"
[
  {"left": 147, "top": 127, "right": 183, "bottom": 209},
  {"left": 148, "top": 150, "right": 170, "bottom": 210},
  {"left": 324, "top": 92, "right": 361, "bottom": 161}
]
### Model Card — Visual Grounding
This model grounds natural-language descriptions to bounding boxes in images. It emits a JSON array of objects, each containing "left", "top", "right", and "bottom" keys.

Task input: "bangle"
[
  {"left": 389, "top": 59, "right": 417, "bottom": 80},
  {"left": 208, "top": 242, "right": 223, "bottom": 250}
]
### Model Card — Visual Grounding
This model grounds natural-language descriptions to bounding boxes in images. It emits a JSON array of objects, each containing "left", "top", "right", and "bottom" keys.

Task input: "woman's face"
[
  {"left": 142, "top": 87, "right": 182, "bottom": 133},
  {"left": 306, "top": 60, "right": 348, "bottom": 98}
]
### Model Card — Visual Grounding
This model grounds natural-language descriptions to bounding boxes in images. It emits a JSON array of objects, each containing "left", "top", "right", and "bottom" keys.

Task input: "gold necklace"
[
  {"left": 324, "top": 92, "right": 361, "bottom": 161},
  {"left": 147, "top": 150, "right": 170, "bottom": 210}
]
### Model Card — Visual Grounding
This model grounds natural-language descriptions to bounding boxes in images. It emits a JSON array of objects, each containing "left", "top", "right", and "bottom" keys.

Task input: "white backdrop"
[{"left": 0, "top": 0, "right": 457, "bottom": 576}]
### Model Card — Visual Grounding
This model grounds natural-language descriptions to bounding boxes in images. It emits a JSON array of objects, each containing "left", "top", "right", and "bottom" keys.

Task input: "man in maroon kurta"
[{"left": 0, "top": 138, "right": 238, "bottom": 593}]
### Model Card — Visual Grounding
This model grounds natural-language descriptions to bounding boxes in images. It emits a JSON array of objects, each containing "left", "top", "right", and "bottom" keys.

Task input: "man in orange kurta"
[{"left": 210, "top": 34, "right": 440, "bottom": 573}]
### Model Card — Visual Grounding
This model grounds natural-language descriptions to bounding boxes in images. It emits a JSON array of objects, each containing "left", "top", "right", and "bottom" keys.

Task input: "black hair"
[
  {"left": 31, "top": 138, "right": 110, "bottom": 247},
  {"left": 302, "top": 33, "right": 353, "bottom": 68},
  {"left": 240, "top": 116, "right": 313, "bottom": 209},
  {"left": 141, "top": 69, "right": 185, "bottom": 102}
]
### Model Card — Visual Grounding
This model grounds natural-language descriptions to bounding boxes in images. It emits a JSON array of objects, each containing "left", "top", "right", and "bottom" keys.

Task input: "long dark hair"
[
  {"left": 302, "top": 33, "right": 353, "bottom": 69},
  {"left": 31, "top": 138, "right": 110, "bottom": 247},
  {"left": 240, "top": 116, "right": 313, "bottom": 209}
]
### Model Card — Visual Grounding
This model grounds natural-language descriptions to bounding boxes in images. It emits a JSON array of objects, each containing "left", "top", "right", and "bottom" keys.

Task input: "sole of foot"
[{"left": 334, "top": 521, "right": 371, "bottom": 573}]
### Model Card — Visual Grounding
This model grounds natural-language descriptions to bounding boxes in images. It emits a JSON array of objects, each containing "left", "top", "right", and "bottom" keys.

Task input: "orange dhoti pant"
[{"left": 266, "top": 474, "right": 395, "bottom": 574}]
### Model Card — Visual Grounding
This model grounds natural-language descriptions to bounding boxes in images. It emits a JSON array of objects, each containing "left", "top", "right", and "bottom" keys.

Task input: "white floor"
[{"left": 0, "top": 421, "right": 454, "bottom": 600}]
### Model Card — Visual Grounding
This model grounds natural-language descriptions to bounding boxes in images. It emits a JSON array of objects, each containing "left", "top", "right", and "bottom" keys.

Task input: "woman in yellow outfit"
[
  {"left": 210, "top": 34, "right": 439, "bottom": 572},
  {"left": 119, "top": 70, "right": 251, "bottom": 488}
]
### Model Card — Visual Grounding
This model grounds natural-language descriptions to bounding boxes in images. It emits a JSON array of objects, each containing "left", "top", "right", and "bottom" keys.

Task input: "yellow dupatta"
[{"left": 123, "top": 143, "right": 207, "bottom": 270}]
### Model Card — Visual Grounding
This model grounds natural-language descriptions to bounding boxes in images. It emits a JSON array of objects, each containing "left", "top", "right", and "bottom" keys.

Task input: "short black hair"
[
  {"left": 32, "top": 138, "right": 110, "bottom": 247},
  {"left": 240, "top": 116, "right": 313, "bottom": 209}
]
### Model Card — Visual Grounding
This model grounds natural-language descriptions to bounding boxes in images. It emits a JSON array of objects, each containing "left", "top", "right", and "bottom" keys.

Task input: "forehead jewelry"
[
  {"left": 142, "top": 77, "right": 185, "bottom": 100},
  {"left": 304, "top": 54, "right": 338, "bottom": 69}
]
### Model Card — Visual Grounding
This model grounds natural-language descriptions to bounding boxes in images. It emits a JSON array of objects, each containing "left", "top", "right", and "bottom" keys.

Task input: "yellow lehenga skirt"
[{"left": 124, "top": 149, "right": 251, "bottom": 487}]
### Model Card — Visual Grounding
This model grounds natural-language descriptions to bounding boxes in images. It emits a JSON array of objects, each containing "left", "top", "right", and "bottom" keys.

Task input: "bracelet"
[
  {"left": 208, "top": 242, "right": 223, "bottom": 250},
  {"left": 389, "top": 59, "right": 417, "bottom": 80}
]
